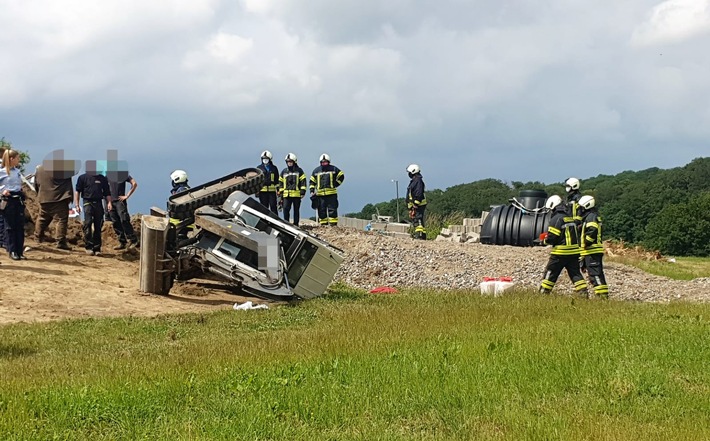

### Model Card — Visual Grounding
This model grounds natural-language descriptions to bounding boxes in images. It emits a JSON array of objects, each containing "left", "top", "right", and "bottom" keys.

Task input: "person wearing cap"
[
  {"left": 278, "top": 153, "right": 306, "bottom": 226},
  {"left": 406, "top": 164, "right": 427, "bottom": 240},
  {"left": 257, "top": 150, "right": 280, "bottom": 214},
  {"left": 309, "top": 153, "right": 344, "bottom": 226}
]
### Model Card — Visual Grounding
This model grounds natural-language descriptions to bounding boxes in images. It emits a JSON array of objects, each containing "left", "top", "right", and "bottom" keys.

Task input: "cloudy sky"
[{"left": 2, "top": 0, "right": 710, "bottom": 215}]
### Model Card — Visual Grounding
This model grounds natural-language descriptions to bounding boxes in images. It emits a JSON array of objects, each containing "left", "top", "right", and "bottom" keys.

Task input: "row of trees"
[{"left": 347, "top": 157, "right": 710, "bottom": 257}]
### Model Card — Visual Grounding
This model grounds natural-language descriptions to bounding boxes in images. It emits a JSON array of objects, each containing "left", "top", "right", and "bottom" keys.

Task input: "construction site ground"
[{"left": 1, "top": 189, "right": 708, "bottom": 325}]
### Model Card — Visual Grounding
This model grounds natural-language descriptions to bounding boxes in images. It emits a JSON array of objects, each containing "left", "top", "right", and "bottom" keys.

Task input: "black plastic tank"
[{"left": 480, "top": 190, "right": 551, "bottom": 246}]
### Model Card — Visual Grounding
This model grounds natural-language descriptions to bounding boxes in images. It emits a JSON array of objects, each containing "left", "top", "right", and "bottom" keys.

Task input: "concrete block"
[{"left": 449, "top": 225, "right": 465, "bottom": 234}]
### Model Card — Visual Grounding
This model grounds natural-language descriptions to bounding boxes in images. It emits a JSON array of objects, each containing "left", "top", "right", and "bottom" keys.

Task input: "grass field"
[
  {"left": 607, "top": 255, "right": 710, "bottom": 280},
  {"left": 1, "top": 286, "right": 709, "bottom": 440}
]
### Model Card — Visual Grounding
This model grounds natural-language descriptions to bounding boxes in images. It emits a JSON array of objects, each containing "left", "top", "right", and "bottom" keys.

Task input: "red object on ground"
[
  {"left": 483, "top": 277, "right": 513, "bottom": 282},
  {"left": 539, "top": 232, "right": 548, "bottom": 241},
  {"left": 369, "top": 286, "right": 398, "bottom": 294}
]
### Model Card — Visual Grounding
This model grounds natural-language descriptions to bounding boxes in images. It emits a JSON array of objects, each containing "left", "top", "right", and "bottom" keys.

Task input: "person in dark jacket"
[
  {"left": 406, "top": 164, "right": 427, "bottom": 240},
  {"left": 257, "top": 150, "right": 280, "bottom": 214},
  {"left": 74, "top": 165, "right": 112, "bottom": 256},
  {"left": 539, "top": 195, "right": 588, "bottom": 297},
  {"left": 170, "top": 169, "right": 190, "bottom": 195},
  {"left": 0, "top": 149, "right": 27, "bottom": 260},
  {"left": 109, "top": 173, "right": 139, "bottom": 250},
  {"left": 579, "top": 195, "right": 608, "bottom": 299},
  {"left": 278, "top": 153, "right": 306, "bottom": 226},
  {"left": 34, "top": 160, "right": 76, "bottom": 250},
  {"left": 565, "top": 177, "right": 582, "bottom": 225},
  {"left": 309, "top": 153, "right": 344, "bottom": 226},
  {"left": 0, "top": 146, "right": 6, "bottom": 251}
]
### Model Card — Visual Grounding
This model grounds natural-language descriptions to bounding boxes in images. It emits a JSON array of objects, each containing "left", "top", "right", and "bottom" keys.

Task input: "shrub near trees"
[{"left": 349, "top": 157, "right": 710, "bottom": 257}]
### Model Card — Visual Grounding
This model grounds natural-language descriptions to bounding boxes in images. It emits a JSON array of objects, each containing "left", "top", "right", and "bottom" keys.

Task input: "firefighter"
[
  {"left": 257, "top": 150, "right": 279, "bottom": 214},
  {"left": 279, "top": 153, "right": 306, "bottom": 226},
  {"left": 406, "top": 164, "right": 427, "bottom": 240},
  {"left": 170, "top": 170, "right": 190, "bottom": 195},
  {"left": 565, "top": 177, "right": 582, "bottom": 225},
  {"left": 539, "top": 195, "right": 588, "bottom": 297},
  {"left": 309, "top": 153, "right": 344, "bottom": 226},
  {"left": 579, "top": 195, "right": 608, "bottom": 299}
]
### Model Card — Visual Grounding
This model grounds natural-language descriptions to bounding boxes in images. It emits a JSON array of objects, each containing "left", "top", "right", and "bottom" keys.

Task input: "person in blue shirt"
[{"left": 0, "top": 149, "right": 27, "bottom": 260}]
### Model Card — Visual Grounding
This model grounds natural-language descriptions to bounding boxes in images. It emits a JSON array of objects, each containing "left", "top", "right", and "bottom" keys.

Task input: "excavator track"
[{"left": 167, "top": 168, "right": 264, "bottom": 220}]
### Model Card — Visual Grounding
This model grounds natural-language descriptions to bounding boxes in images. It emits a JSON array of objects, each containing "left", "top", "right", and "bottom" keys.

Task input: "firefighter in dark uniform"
[
  {"left": 539, "top": 195, "right": 588, "bottom": 296},
  {"left": 565, "top": 177, "right": 582, "bottom": 225},
  {"left": 579, "top": 195, "right": 608, "bottom": 299},
  {"left": 257, "top": 150, "right": 280, "bottom": 214},
  {"left": 170, "top": 169, "right": 190, "bottom": 195},
  {"left": 310, "top": 153, "right": 344, "bottom": 226},
  {"left": 406, "top": 164, "right": 427, "bottom": 240},
  {"left": 278, "top": 153, "right": 306, "bottom": 226},
  {"left": 74, "top": 166, "right": 112, "bottom": 255}
]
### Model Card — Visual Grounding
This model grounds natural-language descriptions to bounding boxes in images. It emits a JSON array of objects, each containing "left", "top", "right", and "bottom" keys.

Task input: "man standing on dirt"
[
  {"left": 34, "top": 161, "right": 75, "bottom": 250},
  {"left": 406, "top": 164, "right": 427, "bottom": 240},
  {"left": 74, "top": 165, "right": 112, "bottom": 256},
  {"left": 108, "top": 173, "right": 139, "bottom": 250}
]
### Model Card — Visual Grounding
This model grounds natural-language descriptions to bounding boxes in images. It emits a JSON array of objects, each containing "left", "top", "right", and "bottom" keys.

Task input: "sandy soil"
[{"left": 0, "top": 189, "right": 270, "bottom": 325}]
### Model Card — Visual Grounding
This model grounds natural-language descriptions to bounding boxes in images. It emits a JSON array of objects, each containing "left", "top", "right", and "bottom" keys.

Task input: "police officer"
[
  {"left": 0, "top": 149, "right": 27, "bottom": 260},
  {"left": 74, "top": 165, "right": 112, "bottom": 256},
  {"left": 279, "top": 153, "right": 306, "bottom": 226},
  {"left": 170, "top": 170, "right": 190, "bottom": 195},
  {"left": 579, "top": 195, "right": 609, "bottom": 299},
  {"left": 406, "top": 164, "right": 427, "bottom": 240},
  {"left": 257, "top": 150, "right": 279, "bottom": 214},
  {"left": 309, "top": 153, "right": 344, "bottom": 226},
  {"left": 539, "top": 195, "right": 588, "bottom": 297}
]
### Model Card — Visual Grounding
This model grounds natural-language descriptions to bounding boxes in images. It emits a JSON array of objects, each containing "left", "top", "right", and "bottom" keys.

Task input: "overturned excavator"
[
  {"left": 139, "top": 168, "right": 345, "bottom": 300},
  {"left": 480, "top": 190, "right": 552, "bottom": 246}
]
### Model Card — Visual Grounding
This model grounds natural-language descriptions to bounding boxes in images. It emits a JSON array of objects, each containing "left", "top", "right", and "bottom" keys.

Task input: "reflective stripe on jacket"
[
  {"left": 544, "top": 208, "right": 582, "bottom": 256},
  {"left": 310, "top": 164, "right": 344, "bottom": 196},
  {"left": 581, "top": 210, "right": 604, "bottom": 256},
  {"left": 257, "top": 162, "right": 280, "bottom": 192},
  {"left": 279, "top": 165, "right": 307, "bottom": 198}
]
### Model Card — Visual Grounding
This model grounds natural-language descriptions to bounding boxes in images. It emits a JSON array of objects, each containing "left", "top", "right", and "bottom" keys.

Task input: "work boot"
[
  {"left": 114, "top": 243, "right": 127, "bottom": 250},
  {"left": 85, "top": 249, "right": 95, "bottom": 256},
  {"left": 128, "top": 240, "right": 140, "bottom": 249},
  {"left": 57, "top": 241, "right": 71, "bottom": 250}
]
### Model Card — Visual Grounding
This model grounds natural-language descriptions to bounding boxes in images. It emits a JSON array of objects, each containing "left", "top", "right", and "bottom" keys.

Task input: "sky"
[{"left": 2, "top": 0, "right": 710, "bottom": 216}]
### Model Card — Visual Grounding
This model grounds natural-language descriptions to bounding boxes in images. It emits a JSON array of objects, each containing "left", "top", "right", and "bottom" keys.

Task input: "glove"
[{"left": 409, "top": 207, "right": 416, "bottom": 219}]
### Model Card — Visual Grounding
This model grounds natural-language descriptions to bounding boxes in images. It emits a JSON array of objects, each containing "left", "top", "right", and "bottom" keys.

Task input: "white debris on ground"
[{"left": 306, "top": 226, "right": 710, "bottom": 304}]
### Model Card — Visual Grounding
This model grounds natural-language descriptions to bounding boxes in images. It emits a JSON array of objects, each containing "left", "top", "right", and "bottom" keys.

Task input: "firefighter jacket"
[
  {"left": 567, "top": 191, "right": 582, "bottom": 225},
  {"left": 581, "top": 209, "right": 604, "bottom": 256},
  {"left": 279, "top": 164, "right": 306, "bottom": 198},
  {"left": 406, "top": 174, "right": 427, "bottom": 208},
  {"left": 309, "top": 164, "right": 344, "bottom": 196},
  {"left": 544, "top": 205, "right": 582, "bottom": 256},
  {"left": 257, "top": 162, "right": 280, "bottom": 193}
]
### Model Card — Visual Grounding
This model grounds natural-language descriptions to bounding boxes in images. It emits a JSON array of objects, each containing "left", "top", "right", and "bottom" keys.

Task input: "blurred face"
[
  {"left": 286, "top": 160, "right": 294, "bottom": 166},
  {"left": 320, "top": 160, "right": 329, "bottom": 166},
  {"left": 10, "top": 154, "right": 20, "bottom": 167}
]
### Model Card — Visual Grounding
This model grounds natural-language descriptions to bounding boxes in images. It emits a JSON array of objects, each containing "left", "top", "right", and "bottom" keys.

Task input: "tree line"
[{"left": 347, "top": 157, "right": 710, "bottom": 257}]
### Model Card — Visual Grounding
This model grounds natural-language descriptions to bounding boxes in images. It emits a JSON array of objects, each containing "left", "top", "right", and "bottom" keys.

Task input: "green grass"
[
  {"left": 608, "top": 255, "right": 710, "bottom": 280},
  {"left": 1, "top": 286, "right": 709, "bottom": 440}
]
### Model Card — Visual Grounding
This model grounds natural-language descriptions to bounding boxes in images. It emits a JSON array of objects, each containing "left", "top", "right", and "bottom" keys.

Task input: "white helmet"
[
  {"left": 285, "top": 153, "right": 298, "bottom": 162},
  {"left": 545, "top": 195, "right": 563, "bottom": 210},
  {"left": 565, "top": 177, "right": 580, "bottom": 192},
  {"left": 319, "top": 153, "right": 331, "bottom": 162},
  {"left": 578, "top": 195, "right": 595, "bottom": 210},
  {"left": 407, "top": 164, "right": 421, "bottom": 174},
  {"left": 170, "top": 169, "right": 188, "bottom": 184},
  {"left": 261, "top": 150, "right": 273, "bottom": 160}
]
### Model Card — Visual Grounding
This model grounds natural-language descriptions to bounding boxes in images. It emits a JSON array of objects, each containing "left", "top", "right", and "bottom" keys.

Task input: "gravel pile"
[{"left": 307, "top": 226, "right": 710, "bottom": 303}]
